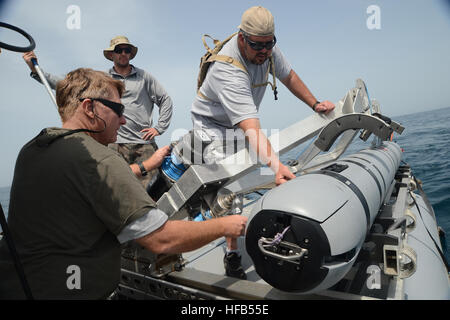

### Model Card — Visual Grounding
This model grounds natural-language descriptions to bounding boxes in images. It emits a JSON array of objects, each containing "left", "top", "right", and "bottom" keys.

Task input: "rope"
[{"left": 269, "top": 226, "right": 291, "bottom": 246}]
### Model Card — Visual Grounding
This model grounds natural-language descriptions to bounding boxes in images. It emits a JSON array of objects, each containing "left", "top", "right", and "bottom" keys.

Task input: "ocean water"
[
  {"left": 1, "top": 107, "right": 449, "bottom": 263},
  {"left": 392, "top": 106, "right": 450, "bottom": 262}
]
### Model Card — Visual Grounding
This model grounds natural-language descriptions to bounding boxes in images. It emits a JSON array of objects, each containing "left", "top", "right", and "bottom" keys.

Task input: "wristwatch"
[
  {"left": 30, "top": 71, "right": 40, "bottom": 81},
  {"left": 312, "top": 101, "right": 321, "bottom": 111},
  {"left": 138, "top": 162, "right": 148, "bottom": 176}
]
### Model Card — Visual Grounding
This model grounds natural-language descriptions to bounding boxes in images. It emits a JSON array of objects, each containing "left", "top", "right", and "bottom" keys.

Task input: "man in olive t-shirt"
[
  {"left": 0, "top": 68, "right": 247, "bottom": 299},
  {"left": 0, "top": 127, "right": 165, "bottom": 299}
]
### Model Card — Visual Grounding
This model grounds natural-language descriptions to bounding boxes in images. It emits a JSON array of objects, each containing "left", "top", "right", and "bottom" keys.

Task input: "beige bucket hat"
[
  {"left": 103, "top": 36, "right": 138, "bottom": 61},
  {"left": 238, "top": 6, "right": 275, "bottom": 37}
]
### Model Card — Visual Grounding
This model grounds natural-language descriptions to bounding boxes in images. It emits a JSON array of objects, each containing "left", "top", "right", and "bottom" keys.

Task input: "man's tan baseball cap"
[
  {"left": 103, "top": 36, "right": 138, "bottom": 61},
  {"left": 238, "top": 6, "right": 275, "bottom": 37}
]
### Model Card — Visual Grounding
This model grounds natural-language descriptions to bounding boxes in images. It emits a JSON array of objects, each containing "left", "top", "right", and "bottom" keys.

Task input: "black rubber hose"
[{"left": 0, "top": 21, "right": 36, "bottom": 52}]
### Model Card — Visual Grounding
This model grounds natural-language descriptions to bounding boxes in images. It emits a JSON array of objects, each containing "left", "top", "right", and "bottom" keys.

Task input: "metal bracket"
[
  {"left": 383, "top": 244, "right": 417, "bottom": 279},
  {"left": 293, "top": 113, "right": 397, "bottom": 173},
  {"left": 121, "top": 242, "right": 184, "bottom": 278},
  {"left": 363, "top": 233, "right": 399, "bottom": 263},
  {"left": 315, "top": 114, "right": 394, "bottom": 152}
]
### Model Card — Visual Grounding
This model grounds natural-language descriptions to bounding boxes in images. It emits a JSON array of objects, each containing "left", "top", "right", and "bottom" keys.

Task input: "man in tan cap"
[
  {"left": 191, "top": 6, "right": 335, "bottom": 279},
  {"left": 23, "top": 35, "right": 174, "bottom": 191}
]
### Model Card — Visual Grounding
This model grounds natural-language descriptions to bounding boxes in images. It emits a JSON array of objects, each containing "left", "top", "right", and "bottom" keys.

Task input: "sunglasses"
[
  {"left": 113, "top": 46, "right": 132, "bottom": 54},
  {"left": 79, "top": 98, "right": 125, "bottom": 117},
  {"left": 243, "top": 33, "right": 277, "bottom": 51}
]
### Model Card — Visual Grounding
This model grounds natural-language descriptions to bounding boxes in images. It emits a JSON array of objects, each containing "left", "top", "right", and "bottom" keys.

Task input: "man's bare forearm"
[{"left": 281, "top": 70, "right": 317, "bottom": 109}]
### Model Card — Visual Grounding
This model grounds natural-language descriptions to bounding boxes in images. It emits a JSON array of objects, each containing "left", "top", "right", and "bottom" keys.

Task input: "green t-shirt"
[{"left": 0, "top": 128, "right": 158, "bottom": 299}]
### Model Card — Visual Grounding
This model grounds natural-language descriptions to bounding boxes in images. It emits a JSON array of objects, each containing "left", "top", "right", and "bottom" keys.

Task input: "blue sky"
[{"left": 0, "top": 0, "right": 449, "bottom": 187}]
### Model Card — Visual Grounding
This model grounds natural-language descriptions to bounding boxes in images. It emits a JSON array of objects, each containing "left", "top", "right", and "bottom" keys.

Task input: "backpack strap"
[
  {"left": 197, "top": 89, "right": 212, "bottom": 101},
  {"left": 252, "top": 56, "right": 278, "bottom": 100},
  {"left": 207, "top": 55, "right": 248, "bottom": 73},
  {"left": 197, "top": 55, "right": 248, "bottom": 102},
  {"left": 202, "top": 32, "right": 238, "bottom": 53},
  {"left": 201, "top": 34, "right": 219, "bottom": 53}
]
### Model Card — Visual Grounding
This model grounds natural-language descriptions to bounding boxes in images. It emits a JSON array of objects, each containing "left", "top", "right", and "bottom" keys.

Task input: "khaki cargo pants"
[{"left": 109, "top": 142, "right": 159, "bottom": 190}]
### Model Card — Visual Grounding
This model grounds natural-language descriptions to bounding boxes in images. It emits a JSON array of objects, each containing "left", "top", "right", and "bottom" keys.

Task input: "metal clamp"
[
  {"left": 398, "top": 245, "right": 417, "bottom": 279},
  {"left": 258, "top": 237, "right": 308, "bottom": 265}
]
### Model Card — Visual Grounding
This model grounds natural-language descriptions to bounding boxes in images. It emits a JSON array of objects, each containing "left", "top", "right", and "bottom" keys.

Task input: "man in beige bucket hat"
[
  {"left": 191, "top": 6, "right": 335, "bottom": 279},
  {"left": 23, "top": 35, "right": 174, "bottom": 190},
  {"left": 103, "top": 35, "right": 138, "bottom": 61},
  {"left": 103, "top": 35, "right": 173, "bottom": 189}
]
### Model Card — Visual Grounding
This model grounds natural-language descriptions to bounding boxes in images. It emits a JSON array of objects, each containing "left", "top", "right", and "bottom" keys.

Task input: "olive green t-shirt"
[{"left": 0, "top": 128, "right": 161, "bottom": 299}]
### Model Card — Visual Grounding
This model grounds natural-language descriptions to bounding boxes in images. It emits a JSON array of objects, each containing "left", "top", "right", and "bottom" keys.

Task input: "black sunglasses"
[
  {"left": 79, "top": 98, "right": 125, "bottom": 117},
  {"left": 243, "top": 33, "right": 277, "bottom": 51},
  {"left": 113, "top": 46, "right": 132, "bottom": 54}
]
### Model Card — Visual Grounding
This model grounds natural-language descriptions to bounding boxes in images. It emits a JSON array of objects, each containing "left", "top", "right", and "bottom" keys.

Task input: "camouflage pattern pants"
[{"left": 109, "top": 142, "right": 159, "bottom": 190}]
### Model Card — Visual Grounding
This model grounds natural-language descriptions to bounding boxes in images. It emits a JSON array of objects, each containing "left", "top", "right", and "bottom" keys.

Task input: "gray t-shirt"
[{"left": 191, "top": 34, "right": 292, "bottom": 140}]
